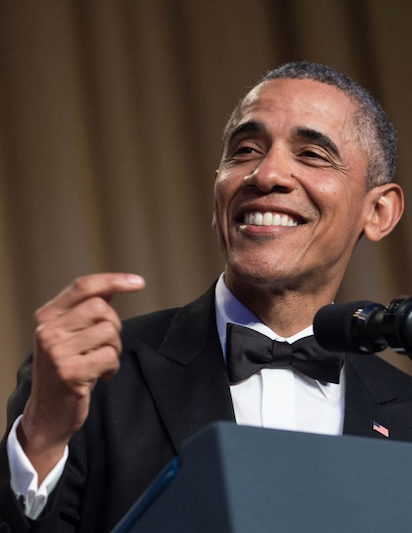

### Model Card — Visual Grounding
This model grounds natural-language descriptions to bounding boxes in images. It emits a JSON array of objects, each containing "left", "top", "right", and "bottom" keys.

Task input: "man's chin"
[{"left": 225, "top": 263, "right": 294, "bottom": 292}]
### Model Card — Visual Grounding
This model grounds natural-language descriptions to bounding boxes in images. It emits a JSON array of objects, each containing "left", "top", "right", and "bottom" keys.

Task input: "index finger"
[{"left": 39, "top": 273, "right": 145, "bottom": 319}]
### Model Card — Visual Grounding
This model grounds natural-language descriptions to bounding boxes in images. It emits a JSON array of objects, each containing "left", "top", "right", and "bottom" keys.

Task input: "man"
[{"left": 1, "top": 62, "right": 412, "bottom": 532}]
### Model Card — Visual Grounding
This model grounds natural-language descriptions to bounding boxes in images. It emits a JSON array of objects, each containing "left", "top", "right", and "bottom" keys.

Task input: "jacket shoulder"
[
  {"left": 120, "top": 281, "right": 217, "bottom": 351},
  {"left": 346, "top": 352, "right": 412, "bottom": 403},
  {"left": 121, "top": 307, "right": 181, "bottom": 350}
]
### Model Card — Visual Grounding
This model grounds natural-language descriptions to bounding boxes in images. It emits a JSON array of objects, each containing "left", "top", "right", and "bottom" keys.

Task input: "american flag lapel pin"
[{"left": 373, "top": 421, "right": 389, "bottom": 438}]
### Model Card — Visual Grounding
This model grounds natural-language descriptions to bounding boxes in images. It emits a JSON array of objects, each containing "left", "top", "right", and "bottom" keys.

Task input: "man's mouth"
[{"left": 242, "top": 211, "right": 299, "bottom": 227}]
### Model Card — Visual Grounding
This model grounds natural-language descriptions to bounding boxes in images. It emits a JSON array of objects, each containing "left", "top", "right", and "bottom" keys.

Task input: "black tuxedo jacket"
[{"left": 2, "top": 284, "right": 412, "bottom": 532}]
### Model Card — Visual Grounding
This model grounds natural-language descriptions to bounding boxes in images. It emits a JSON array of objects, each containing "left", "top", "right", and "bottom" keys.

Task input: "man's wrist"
[{"left": 7, "top": 415, "right": 69, "bottom": 519}]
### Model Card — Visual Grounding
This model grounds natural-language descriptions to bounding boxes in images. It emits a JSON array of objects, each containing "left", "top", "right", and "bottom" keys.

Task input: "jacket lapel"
[
  {"left": 343, "top": 353, "right": 412, "bottom": 440},
  {"left": 136, "top": 285, "right": 235, "bottom": 453},
  {"left": 133, "top": 284, "right": 412, "bottom": 448}
]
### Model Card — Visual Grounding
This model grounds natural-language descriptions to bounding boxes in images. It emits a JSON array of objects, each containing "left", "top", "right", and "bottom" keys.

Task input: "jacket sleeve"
[{"left": 0, "top": 354, "right": 85, "bottom": 532}]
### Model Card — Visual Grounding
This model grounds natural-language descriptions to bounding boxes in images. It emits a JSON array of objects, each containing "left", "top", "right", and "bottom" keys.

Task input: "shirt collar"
[{"left": 214, "top": 273, "right": 313, "bottom": 360}]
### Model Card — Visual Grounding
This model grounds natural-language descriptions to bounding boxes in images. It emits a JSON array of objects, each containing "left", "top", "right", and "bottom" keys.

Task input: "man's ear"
[{"left": 363, "top": 183, "right": 404, "bottom": 242}]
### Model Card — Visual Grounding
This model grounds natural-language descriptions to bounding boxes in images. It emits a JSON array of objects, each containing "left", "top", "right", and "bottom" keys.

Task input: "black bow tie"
[{"left": 226, "top": 323, "right": 344, "bottom": 384}]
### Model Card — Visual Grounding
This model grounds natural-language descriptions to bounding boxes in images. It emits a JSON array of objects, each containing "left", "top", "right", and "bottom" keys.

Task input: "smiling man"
[
  {"left": 2, "top": 62, "right": 412, "bottom": 532},
  {"left": 214, "top": 71, "right": 402, "bottom": 335}
]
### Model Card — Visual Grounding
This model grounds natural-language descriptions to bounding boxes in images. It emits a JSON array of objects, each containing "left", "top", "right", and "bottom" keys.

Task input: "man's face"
[{"left": 213, "top": 78, "right": 377, "bottom": 294}]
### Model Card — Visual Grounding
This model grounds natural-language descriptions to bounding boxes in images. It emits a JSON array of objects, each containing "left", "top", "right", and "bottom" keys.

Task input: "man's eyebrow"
[
  {"left": 294, "top": 127, "right": 341, "bottom": 158},
  {"left": 226, "top": 120, "right": 266, "bottom": 146}
]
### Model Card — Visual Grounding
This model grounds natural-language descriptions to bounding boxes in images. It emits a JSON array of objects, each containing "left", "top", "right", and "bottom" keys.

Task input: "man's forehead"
[
  {"left": 240, "top": 78, "right": 353, "bottom": 119},
  {"left": 227, "top": 78, "right": 358, "bottom": 142}
]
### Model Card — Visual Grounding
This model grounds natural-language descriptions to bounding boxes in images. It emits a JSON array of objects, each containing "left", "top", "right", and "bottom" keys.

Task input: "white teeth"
[
  {"left": 281, "top": 214, "right": 289, "bottom": 226},
  {"left": 242, "top": 211, "right": 298, "bottom": 227},
  {"left": 262, "top": 212, "right": 273, "bottom": 226},
  {"left": 254, "top": 212, "right": 263, "bottom": 225}
]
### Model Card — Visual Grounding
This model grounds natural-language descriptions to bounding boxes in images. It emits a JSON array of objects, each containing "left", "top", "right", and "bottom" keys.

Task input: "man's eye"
[
  {"left": 234, "top": 146, "right": 260, "bottom": 156},
  {"left": 301, "top": 150, "right": 324, "bottom": 159},
  {"left": 298, "top": 149, "right": 333, "bottom": 164}
]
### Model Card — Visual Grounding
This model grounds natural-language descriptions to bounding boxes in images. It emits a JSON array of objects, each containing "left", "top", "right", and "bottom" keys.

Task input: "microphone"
[{"left": 313, "top": 298, "right": 412, "bottom": 356}]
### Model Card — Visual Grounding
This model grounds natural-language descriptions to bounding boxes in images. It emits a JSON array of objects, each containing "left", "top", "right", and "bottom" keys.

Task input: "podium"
[{"left": 113, "top": 422, "right": 412, "bottom": 532}]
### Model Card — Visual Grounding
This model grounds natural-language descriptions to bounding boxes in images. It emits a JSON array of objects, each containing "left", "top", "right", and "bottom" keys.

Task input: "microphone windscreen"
[{"left": 313, "top": 301, "right": 373, "bottom": 354}]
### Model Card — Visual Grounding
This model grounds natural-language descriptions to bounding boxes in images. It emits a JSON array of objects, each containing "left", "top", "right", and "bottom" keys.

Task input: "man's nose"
[{"left": 243, "top": 150, "right": 297, "bottom": 192}]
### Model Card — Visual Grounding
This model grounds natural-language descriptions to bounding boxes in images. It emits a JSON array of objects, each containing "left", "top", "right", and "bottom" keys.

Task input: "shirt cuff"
[{"left": 6, "top": 415, "right": 69, "bottom": 519}]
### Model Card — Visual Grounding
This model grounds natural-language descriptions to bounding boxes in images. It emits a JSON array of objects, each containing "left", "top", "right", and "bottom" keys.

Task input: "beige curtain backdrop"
[{"left": 1, "top": 0, "right": 412, "bottom": 433}]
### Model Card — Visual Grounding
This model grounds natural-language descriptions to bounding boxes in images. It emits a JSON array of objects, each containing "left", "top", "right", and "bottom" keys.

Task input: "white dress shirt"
[
  {"left": 7, "top": 274, "right": 345, "bottom": 519},
  {"left": 7, "top": 418, "right": 68, "bottom": 519},
  {"left": 215, "top": 274, "right": 345, "bottom": 435}
]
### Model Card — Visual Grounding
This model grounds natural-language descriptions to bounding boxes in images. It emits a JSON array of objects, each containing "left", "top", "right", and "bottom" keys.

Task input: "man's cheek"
[
  {"left": 211, "top": 212, "right": 217, "bottom": 231},
  {"left": 213, "top": 212, "right": 229, "bottom": 252}
]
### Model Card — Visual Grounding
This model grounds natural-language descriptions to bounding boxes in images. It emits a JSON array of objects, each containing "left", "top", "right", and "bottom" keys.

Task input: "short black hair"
[{"left": 223, "top": 61, "right": 396, "bottom": 189}]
